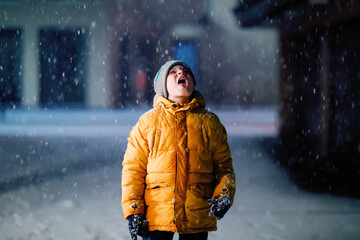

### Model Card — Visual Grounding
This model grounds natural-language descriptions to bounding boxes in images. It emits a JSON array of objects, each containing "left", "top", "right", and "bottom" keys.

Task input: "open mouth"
[{"left": 178, "top": 78, "right": 187, "bottom": 85}]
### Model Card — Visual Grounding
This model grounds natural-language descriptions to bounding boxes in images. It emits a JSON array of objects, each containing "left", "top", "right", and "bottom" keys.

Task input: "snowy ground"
[{"left": 1, "top": 108, "right": 360, "bottom": 240}]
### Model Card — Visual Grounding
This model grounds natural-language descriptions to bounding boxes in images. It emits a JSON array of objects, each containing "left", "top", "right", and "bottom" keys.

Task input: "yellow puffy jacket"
[{"left": 121, "top": 91, "right": 235, "bottom": 233}]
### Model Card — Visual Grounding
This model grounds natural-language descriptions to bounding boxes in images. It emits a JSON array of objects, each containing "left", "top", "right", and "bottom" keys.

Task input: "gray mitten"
[
  {"left": 128, "top": 214, "right": 149, "bottom": 240},
  {"left": 208, "top": 194, "right": 232, "bottom": 220}
]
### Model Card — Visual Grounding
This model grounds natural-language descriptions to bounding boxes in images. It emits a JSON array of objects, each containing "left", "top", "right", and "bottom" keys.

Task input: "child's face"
[{"left": 166, "top": 65, "right": 194, "bottom": 104}]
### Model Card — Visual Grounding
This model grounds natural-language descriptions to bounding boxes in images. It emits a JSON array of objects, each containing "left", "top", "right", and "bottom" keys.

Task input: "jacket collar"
[{"left": 154, "top": 91, "right": 206, "bottom": 114}]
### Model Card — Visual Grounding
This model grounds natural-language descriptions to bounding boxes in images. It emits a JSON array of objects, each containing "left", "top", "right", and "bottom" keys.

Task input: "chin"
[
  {"left": 179, "top": 93, "right": 192, "bottom": 98},
  {"left": 180, "top": 89, "right": 193, "bottom": 95}
]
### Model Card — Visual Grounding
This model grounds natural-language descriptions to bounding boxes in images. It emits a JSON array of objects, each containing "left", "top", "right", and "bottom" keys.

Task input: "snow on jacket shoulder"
[{"left": 121, "top": 91, "right": 235, "bottom": 234}]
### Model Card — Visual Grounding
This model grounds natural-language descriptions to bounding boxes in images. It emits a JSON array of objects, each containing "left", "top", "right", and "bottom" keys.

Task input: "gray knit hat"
[{"left": 153, "top": 60, "right": 196, "bottom": 98}]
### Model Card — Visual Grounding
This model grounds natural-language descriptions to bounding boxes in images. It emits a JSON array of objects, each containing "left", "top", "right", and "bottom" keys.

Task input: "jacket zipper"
[{"left": 174, "top": 113, "right": 178, "bottom": 226}]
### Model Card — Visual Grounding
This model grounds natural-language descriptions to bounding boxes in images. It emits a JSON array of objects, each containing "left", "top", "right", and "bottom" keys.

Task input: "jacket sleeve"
[
  {"left": 210, "top": 120, "right": 236, "bottom": 203},
  {"left": 121, "top": 116, "right": 149, "bottom": 219}
]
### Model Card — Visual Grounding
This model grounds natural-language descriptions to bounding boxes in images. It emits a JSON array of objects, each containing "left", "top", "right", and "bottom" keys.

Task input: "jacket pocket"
[
  {"left": 145, "top": 183, "right": 171, "bottom": 191},
  {"left": 186, "top": 183, "right": 213, "bottom": 211},
  {"left": 189, "top": 183, "right": 213, "bottom": 199},
  {"left": 144, "top": 183, "right": 172, "bottom": 206}
]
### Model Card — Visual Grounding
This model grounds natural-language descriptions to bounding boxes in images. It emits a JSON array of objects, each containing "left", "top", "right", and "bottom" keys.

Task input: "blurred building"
[
  {"left": 0, "top": 0, "right": 277, "bottom": 110},
  {"left": 0, "top": 0, "right": 111, "bottom": 109},
  {"left": 234, "top": 0, "right": 360, "bottom": 196}
]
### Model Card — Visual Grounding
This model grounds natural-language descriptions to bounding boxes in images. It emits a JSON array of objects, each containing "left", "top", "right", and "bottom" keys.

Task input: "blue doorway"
[{"left": 174, "top": 41, "right": 199, "bottom": 83}]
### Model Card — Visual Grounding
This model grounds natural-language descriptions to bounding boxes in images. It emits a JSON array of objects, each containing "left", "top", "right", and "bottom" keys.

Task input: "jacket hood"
[{"left": 153, "top": 90, "right": 205, "bottom": 113}]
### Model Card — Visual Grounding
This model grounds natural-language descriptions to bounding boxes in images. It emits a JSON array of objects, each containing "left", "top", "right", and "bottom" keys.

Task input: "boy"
[{"left": 122, "top": 60, "right": 235, "bottom": 240}]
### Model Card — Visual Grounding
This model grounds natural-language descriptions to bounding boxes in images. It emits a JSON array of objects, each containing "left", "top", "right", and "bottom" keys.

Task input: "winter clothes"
[
  {"left": 128, "top": 214, "right": 148, "bottom": 239},
  {"left": 208, "top": 194, "right": 232, "bottom": 220},
  {"left": 121, "top": 91, "right": 235, "bottom": 234},
  {"left": 143, "top": 231, "right": 208, "bottom": 240},
  {"left": 153, "top": 60, "right": 196, "bottom": 98}
]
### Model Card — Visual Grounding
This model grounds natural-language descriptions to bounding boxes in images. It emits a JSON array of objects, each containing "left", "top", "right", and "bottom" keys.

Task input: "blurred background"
[
  {"left": 0, "top": 0, "right": 278, "bottom": 109},
  {"left": 0, "top": 0, "right": 360, "bottom": 239}
]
